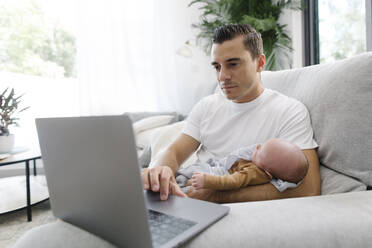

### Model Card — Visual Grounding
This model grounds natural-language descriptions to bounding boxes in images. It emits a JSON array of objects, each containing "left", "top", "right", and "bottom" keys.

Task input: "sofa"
[{"left": 14, "top": 52, "right": 372, "bottom": 247}]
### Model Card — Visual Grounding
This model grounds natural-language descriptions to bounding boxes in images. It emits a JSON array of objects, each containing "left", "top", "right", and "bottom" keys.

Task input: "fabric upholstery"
[
  {"left": 127, "top": 112, "right": 182, "bottom": 167},
  {"left": 320, "top": 165, "right": 366, "bottom": 194},
  {"left": 133, "top": 115, "right": 177, "bottom": 134},
  {"left": 184, "top": 191, "right": 372, "bottom": 248},
  {"left": 123, "top": 111, "right": 183, "bottom": 123},
  {"left": 15, "top": 191, "right": 372, "bottom": 248},
  {"left": 14, "top": 220, "right": 115, "bottom": 248},
  {"left": 262, "top": 52, "right": 372, "bottom": 186}
]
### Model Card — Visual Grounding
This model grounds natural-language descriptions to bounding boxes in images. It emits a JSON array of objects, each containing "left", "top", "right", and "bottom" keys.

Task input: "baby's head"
[{"left": 252, "top": 138, "right": 308, "bottom": 183}]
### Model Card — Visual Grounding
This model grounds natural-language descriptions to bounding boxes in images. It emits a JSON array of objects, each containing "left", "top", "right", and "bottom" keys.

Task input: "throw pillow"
[
  {"left": 133, "top": 115, "right": 176, "bottom": 134},
  {"left": 149, "top": 121, "right": 197, "bottom": 169}
]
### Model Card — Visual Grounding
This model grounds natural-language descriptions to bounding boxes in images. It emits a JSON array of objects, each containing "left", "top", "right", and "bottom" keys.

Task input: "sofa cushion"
[
  {"left": 123, "top": 111, "right": 183, "bottom": 123},
  {"left": 184, "top": 191, "right": 372, "bottom": 248},
  {"left": 16, "top": 191, "right": 372, "bottom": 248},
  {"left": 133, "top": 115, "right": 177, "bottom": 134},
  {"left": 149, "top": 121, "right": 198, "bottom": 169},
  {"left": 320, "top": 165, "right": 366, "bottom": 194},
  {"left": 262, "top": 52, "right": 372, "bottom": 187}
]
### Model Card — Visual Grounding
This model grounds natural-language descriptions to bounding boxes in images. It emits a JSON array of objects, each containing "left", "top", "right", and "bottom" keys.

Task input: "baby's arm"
[
  {"left": 191, "top": 171, "right": 252, "bottom": 190},
  {"left": 196, "top": 163, "right": 271, "bottom": 190}
]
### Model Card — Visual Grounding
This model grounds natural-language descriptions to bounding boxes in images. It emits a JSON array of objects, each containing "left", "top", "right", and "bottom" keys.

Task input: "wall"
[
  {"left": 152, "top": 0, "right": 217, "bottom": 115},
  {"left": 279, "top": 9, "right": 304, "bottom": 68}
]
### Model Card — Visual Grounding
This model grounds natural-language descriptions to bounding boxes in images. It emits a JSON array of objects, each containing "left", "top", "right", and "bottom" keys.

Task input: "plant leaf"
[{"left": 188, "top": 0, "right": 302, "bottom": 71}]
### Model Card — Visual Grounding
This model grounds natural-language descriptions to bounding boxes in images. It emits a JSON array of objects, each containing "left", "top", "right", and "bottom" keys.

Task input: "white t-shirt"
[{"left": 183, "top": 88, "right": 318, "bottom": 164}]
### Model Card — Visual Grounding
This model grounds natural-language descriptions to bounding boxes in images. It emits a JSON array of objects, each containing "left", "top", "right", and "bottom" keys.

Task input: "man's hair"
[{"left": 212, "top": 24, "right": 263, "bottom": 59}]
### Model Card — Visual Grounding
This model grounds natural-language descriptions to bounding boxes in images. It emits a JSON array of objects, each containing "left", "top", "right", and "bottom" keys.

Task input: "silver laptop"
[{"left": 36, "top": 115, "right": 229, "bottom": 248}]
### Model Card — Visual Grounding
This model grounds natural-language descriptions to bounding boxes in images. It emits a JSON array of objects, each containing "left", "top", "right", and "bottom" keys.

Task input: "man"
[{"left": 142, "top": 24, "right": 320, "bottom": 203}]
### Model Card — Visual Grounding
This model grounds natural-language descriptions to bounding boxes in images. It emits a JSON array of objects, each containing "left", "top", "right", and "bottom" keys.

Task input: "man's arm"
[
  {"left": 142, "top": 133, "right": 200, "bottom": 200},
  {"left": 186, "top": 149, "right": 321, "bottom": 203}
]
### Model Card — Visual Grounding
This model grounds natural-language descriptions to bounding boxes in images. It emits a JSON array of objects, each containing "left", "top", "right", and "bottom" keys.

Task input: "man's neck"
[{"left": 232, "top": 83, "right": 265, "bottom": 103}]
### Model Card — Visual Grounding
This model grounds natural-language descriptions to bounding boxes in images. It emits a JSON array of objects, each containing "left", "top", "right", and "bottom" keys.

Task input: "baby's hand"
[{"left": 191, "top": 172, "right": 205, "bottom": 190}]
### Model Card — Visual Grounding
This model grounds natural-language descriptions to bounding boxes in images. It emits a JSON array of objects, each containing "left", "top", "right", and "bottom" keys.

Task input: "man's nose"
[{"left": 218, "top": 67, "right": 231, "bottom": 82}]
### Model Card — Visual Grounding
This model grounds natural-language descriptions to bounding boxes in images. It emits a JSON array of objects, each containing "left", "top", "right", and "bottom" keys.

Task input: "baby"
[{"left": 178, "top": 138, "right": 308, "bottom": 191}]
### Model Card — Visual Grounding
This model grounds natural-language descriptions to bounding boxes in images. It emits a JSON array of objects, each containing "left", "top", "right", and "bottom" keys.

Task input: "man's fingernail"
[
  {"left": 161, "top": 194, "right": 167, "bottom": 200},
  {"left": 144, "top": 184, "right": 148, "bottom": 189},
  {"left": 153, "top": 185, "right": 158, "bottom": 191}
]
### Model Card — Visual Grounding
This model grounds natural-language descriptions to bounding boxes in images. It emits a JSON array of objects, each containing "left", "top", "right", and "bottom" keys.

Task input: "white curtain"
[
  {"left": 77, "top": 0, "right": 157, "bottom": 115},
  {"left": 152, "top": 0, "right": 217, "bottom": 115},
  {"left": 77, "top": 0, "right": 216, "bottom": 116},
  {"left": 1, "top": 0, "right": 217, "bottom": 149}
]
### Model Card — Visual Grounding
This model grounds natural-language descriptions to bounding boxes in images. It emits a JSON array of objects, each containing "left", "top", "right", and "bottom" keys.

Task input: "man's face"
[{"left": 211, "top": 36, "right": 265, "bottom": 103}]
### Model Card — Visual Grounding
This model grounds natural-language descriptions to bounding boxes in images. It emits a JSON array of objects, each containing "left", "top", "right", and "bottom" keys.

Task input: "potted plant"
[
  {"left": 189, "top": 0, "right": 302, "bottom": 71},
  {"left": 0, "top": 88, "right": 29, "bottom": 153}
]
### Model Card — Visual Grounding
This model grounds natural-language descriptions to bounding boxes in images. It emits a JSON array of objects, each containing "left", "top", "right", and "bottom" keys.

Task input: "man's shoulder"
[
  {"left": 264, "top": 88, "right": 305, "bottom": 110},
  {"left": 202, "top": 92, "right": 224, "bottom": 101},
  {"left": 198, "top": 92, "right": 227, "bottom": 107}
]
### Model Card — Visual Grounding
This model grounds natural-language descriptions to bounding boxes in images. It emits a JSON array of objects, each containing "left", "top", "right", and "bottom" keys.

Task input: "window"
[
  {"left": 1, "top": 0, "right": 78, "bottom": 148},
  {"left": 0, "top": 0, "right": 76, "bottom": 78},
  {"left": 319, "top": 0, "right": 366, "bottom": 63},
  {"left": 303, "top": 0, "right": 371, "bottom": 65}
]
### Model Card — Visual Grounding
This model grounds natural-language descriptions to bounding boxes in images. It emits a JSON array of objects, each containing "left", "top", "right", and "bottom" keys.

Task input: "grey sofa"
[{"left": 15, "top": 52, "right": 372, "bottom": 247}]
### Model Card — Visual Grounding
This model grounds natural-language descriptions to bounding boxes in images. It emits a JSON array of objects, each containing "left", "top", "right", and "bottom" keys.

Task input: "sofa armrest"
[{"left": 14, "top": 220, "right": 115, "bottom": 248}]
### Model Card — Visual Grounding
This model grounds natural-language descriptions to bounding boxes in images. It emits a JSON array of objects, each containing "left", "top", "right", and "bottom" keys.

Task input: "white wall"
[
  {"left": 279, "top": 9, "right": 304, "bottom": 69},
  {"left": 0, "top": 72, "right": 78, "bottom": 178},
  {"left": 152, "top": 0, "right": 217, "bottom": 115}
]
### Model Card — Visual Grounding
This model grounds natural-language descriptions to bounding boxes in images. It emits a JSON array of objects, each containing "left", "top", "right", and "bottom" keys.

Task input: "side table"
[{"left": 0, "top": 149, "right": 42, "bottom": 221}]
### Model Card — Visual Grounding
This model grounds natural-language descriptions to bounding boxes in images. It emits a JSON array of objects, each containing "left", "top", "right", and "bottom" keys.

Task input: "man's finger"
[
  {"left": 141, "top": 168, "right": 149, "bottom": 190},
  {"left": 170, "top": 181, "right": 187, "bottom": 198},
  {"left": 149, "top": 168, "right": 160, "bottom": 192},
  {"left": 170, "top": 176, "right": 187, "bottom": 197},
  {"left": 159, "top": 168, "right": 171, "bottom": 200}
]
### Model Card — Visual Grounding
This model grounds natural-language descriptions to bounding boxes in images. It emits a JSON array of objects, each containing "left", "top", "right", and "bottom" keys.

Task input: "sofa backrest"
[{"left": 261, "top": 52, "right": 372, "bottom": 187}]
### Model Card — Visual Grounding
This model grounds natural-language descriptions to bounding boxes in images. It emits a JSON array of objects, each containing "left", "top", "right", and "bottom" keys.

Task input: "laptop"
[{"left": 35, "top": 115, "right": 229, "bottom": 248}]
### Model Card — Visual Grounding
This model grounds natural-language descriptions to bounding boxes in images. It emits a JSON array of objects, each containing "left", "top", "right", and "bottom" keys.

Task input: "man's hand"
[
  {"left": 191, "top": 172, "right": 205, "bottom": 189},
  {"left": 142, "top": 166, "right": 186, "bottom": 200}
]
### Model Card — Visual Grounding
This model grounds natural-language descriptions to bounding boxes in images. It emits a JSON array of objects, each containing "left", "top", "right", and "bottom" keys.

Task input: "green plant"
[
  {"left": 189, "top": 0, "right": 302, "bottom": 71},
  {"left": 0, "top": 88, "right": 29, "bottom": 136}
]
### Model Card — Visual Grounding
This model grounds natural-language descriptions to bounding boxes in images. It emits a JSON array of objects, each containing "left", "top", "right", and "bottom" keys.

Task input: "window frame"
[
  {"left": 303, "top": 0, "right": 319, "bottom": 66},
  {"left": 303, "top": 0, "right": 372, "bottom": 66},
  {"left": 367, "top": 0, "right": 372, "bottom": 51}
]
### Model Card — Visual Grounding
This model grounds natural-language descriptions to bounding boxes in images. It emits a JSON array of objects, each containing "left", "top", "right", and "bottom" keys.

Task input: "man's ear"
[{"left": 256, "top": 54, "right": 266, "bottom": 72}]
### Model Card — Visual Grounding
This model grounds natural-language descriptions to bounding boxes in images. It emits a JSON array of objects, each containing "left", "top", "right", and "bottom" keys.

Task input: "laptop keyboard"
[{"left": 148, "top": 209, "right": 197, "bottom": 247}]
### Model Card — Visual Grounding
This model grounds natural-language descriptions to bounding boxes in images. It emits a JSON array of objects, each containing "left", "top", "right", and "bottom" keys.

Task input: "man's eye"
[
  {"left": 214, "top": 65, "right": 221, "bottom": 71},
  {"left": 228, "top": 63, "right": 238, "bottom": 67}
]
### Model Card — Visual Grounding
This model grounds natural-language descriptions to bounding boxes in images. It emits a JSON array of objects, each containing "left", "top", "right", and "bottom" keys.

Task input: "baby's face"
[
  {"left": 252, "top": 144, "right": 273, "bottom": 178},
  {"left": 252, "top": 139, "right": 307, "bottom": 182}
]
